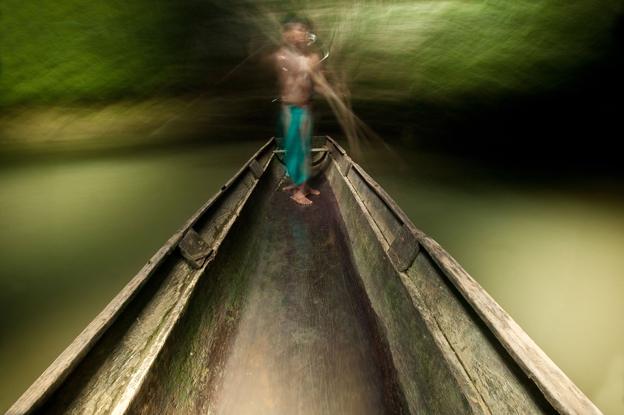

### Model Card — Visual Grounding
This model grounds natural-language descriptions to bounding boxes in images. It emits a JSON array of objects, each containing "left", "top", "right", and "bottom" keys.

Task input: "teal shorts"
[{"left": 280, "top": 104, "right": 312, "bottom": 186}]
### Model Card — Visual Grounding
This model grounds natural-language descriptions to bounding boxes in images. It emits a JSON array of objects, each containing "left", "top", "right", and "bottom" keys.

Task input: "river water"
[{"left": 1, "top": 140, "right": 622, "bottom": 414}]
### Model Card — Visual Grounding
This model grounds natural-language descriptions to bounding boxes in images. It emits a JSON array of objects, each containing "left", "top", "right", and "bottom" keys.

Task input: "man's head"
[{"left": 282, "top": 15, "right": 312, "bottom": 49}]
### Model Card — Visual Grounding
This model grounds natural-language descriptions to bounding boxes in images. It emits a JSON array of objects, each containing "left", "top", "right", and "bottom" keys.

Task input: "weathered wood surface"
[
  {"left": 404, "top": 253, "right": 553, "bottom": 414},
  {"left": 179, "top": 229, "right": 213, "bottom": 268},
  {"left": 324, "top": 136, "right": 601, "bottom": 415},
  {"left": 6, "top": 139, "right": 275, "bottom": 415},
  {"left": 156, "top": 176, "right": 405, "bottom": 414},
  {"left": 7, "top": 136, "right": 601, "bottom": 415},
  {"left": 326, "top": 161, "right": 484, "bottom": 414},
  {"left": 420, "top": 236, "right": 602, "bottom": 415}
]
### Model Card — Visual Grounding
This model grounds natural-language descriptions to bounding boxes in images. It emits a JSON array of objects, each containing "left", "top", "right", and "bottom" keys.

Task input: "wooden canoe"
[{"left": 7, "top": 136, "right": 601, "bottom": 415}]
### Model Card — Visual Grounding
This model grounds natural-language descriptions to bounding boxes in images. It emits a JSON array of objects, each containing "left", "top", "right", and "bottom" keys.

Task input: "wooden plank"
[
  {"left": 388, "top": 224, "right": 420, "bottom": 272},
  {"left": 326, "top": 160, "right": 488, "bottom": 414},
  {"left": 6, "top": 138, "right": 276, "bottom": 415},
  {"left": 8, "top": 135, "right": 601, "bottom": 415},
  {"left": 419, "top": 237, "right": 602, "bottom": 415},
  {"left": 326, "top": 136, "right": 347, "bottom": 155},
  {"left": 179, "top": 229, "right": 213, "bottom": 268},
  {"left": 5, "top": 231, "right": 183, "bottom": 415},
  {"left": 406, "top": 252, "right": 554, "bottom": 413},
  {"left": 348, "top": 166, "right": 404, "bottom": 246},
  {"left": 272, "top": 148, "right": 328, "bottom": 154},
  {"left": 326, "top": 138, "right": 350, "bottom": 175},
  {"left": 248, "top": 159, "right": 263, "bottom": 179},
  {"left": 324, "top": 135, "right": 600, "bottom": 414}
]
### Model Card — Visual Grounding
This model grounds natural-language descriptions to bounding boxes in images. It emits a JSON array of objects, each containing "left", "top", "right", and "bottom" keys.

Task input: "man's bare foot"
[
  {"left": 290, "top": 190, "right": 313, "bottom": 205},
  {"left": 307, "top": 187, "right": 320, "bottom": 196}
]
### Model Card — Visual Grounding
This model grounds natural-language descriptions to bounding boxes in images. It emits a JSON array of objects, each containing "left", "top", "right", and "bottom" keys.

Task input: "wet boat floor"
[{"left": 212, "top": 175, "right": 399, "bottom": 415}]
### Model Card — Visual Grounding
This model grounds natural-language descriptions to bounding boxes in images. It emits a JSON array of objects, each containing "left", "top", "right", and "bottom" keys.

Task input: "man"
[{"left": 274, "top": 16, "right": 326, "bottom": 205}]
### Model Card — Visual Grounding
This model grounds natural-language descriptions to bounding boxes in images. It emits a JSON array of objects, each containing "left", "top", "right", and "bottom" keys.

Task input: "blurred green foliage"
[
  {"left": 0, "top": 0, "right": 622, "bottom": 106},
  {"left": 0, "top": 0, "right": 244, "bottom": 106},
  {"left": 273, "top": 0, "right": 623, "bottom": 103}
]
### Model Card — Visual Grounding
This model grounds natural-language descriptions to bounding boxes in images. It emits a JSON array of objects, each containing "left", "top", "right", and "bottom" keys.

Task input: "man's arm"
[{"left": 310, "top": 52, "right": 331, "bottom": 96}]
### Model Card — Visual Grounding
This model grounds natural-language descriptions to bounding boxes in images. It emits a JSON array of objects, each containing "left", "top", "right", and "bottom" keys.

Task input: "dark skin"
[
  {"left": 274, "top": 23, "right": 324, "bottom": 106},
  {"left": 272, "top": 23, "right": 330, "bottom": 205}
]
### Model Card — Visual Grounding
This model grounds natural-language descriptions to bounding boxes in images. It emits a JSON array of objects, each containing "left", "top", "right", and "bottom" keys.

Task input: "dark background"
[{"left": 1, "top": 0, "right": 622, "bottom": 172}]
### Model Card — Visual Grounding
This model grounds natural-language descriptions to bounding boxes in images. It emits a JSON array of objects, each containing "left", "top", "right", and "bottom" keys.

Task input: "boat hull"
[{"left": 7, "top": 137, "right": 601, "bottom": 415}]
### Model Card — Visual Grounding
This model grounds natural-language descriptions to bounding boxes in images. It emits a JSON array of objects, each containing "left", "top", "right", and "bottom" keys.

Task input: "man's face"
[{"left": 283, "top": 23, "right": 308, "bottom": 48}]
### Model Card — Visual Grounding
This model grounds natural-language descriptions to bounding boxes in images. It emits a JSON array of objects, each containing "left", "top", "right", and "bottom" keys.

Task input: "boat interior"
[{"left": 10, "top": 137, "right": 596, "bottom": 415}]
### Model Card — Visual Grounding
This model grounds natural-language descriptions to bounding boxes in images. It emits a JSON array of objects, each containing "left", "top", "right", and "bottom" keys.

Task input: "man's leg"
[
  {"left": 299, "top": 107, "right": 320, "bottom": 197},
  {"left": 280, "top": 105, "right": 296, "bottom": 192},
  {"left": 284, "top": 105, "right": 313, "bottom": 205}
]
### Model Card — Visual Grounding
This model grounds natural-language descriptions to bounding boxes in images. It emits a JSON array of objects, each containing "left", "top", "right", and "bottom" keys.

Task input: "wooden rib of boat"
[{"left": 7, "top": 136, "right": 601, "bottom": 415}]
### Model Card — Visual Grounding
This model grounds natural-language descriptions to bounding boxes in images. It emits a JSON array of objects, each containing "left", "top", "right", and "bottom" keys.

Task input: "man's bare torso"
[{"left": 275, "top": 46, "right": 320, "bottom": 106}]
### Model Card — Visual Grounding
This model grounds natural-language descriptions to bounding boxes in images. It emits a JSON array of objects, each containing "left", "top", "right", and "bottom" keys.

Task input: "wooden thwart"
[
  {"left": 179, "top": 229, "right": 213, "bottom": 269},
  {"left": 388, "top": 225, "right": 420, "bottom": 272}
]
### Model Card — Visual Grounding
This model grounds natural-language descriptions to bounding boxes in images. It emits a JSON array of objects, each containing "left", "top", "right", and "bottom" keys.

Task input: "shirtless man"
[{"left": 274, "top": 16, "right": 326, "bottom": 205}]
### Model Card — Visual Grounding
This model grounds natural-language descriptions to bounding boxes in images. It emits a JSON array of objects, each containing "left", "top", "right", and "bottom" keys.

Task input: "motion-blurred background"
[{"left": 1, "top": 1, "right": 623, "bottom": 413}]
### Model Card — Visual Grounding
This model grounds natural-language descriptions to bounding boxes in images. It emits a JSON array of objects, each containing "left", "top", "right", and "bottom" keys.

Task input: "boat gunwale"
[
  {"left": 107, "top": 139, "right": 276, "bottom": 415},
  {"left": 8, "top": 136, "right": 602, "bottom": 415},
  {"left": 324, "top": 136, "right": 601, "bottom": 415},
  {"left": 6, "top": 138, "right": 276, "bottom": 415},
  {"left": 325, "top": 153, "right": 490, "bottom": 413}
]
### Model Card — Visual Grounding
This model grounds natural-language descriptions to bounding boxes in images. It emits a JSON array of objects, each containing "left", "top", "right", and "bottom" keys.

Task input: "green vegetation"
[
  {"left": 0, "top": 0, "right": 235, "bottom": 106},
  {"left": 2, "top": 0, "right": 620, "bottom": 107},
  {"left": 0, "top": 0, "right": 621, "bottom": 153},
  {"left": 269, "top": 0, "right": 623, "bottom": 103}
]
